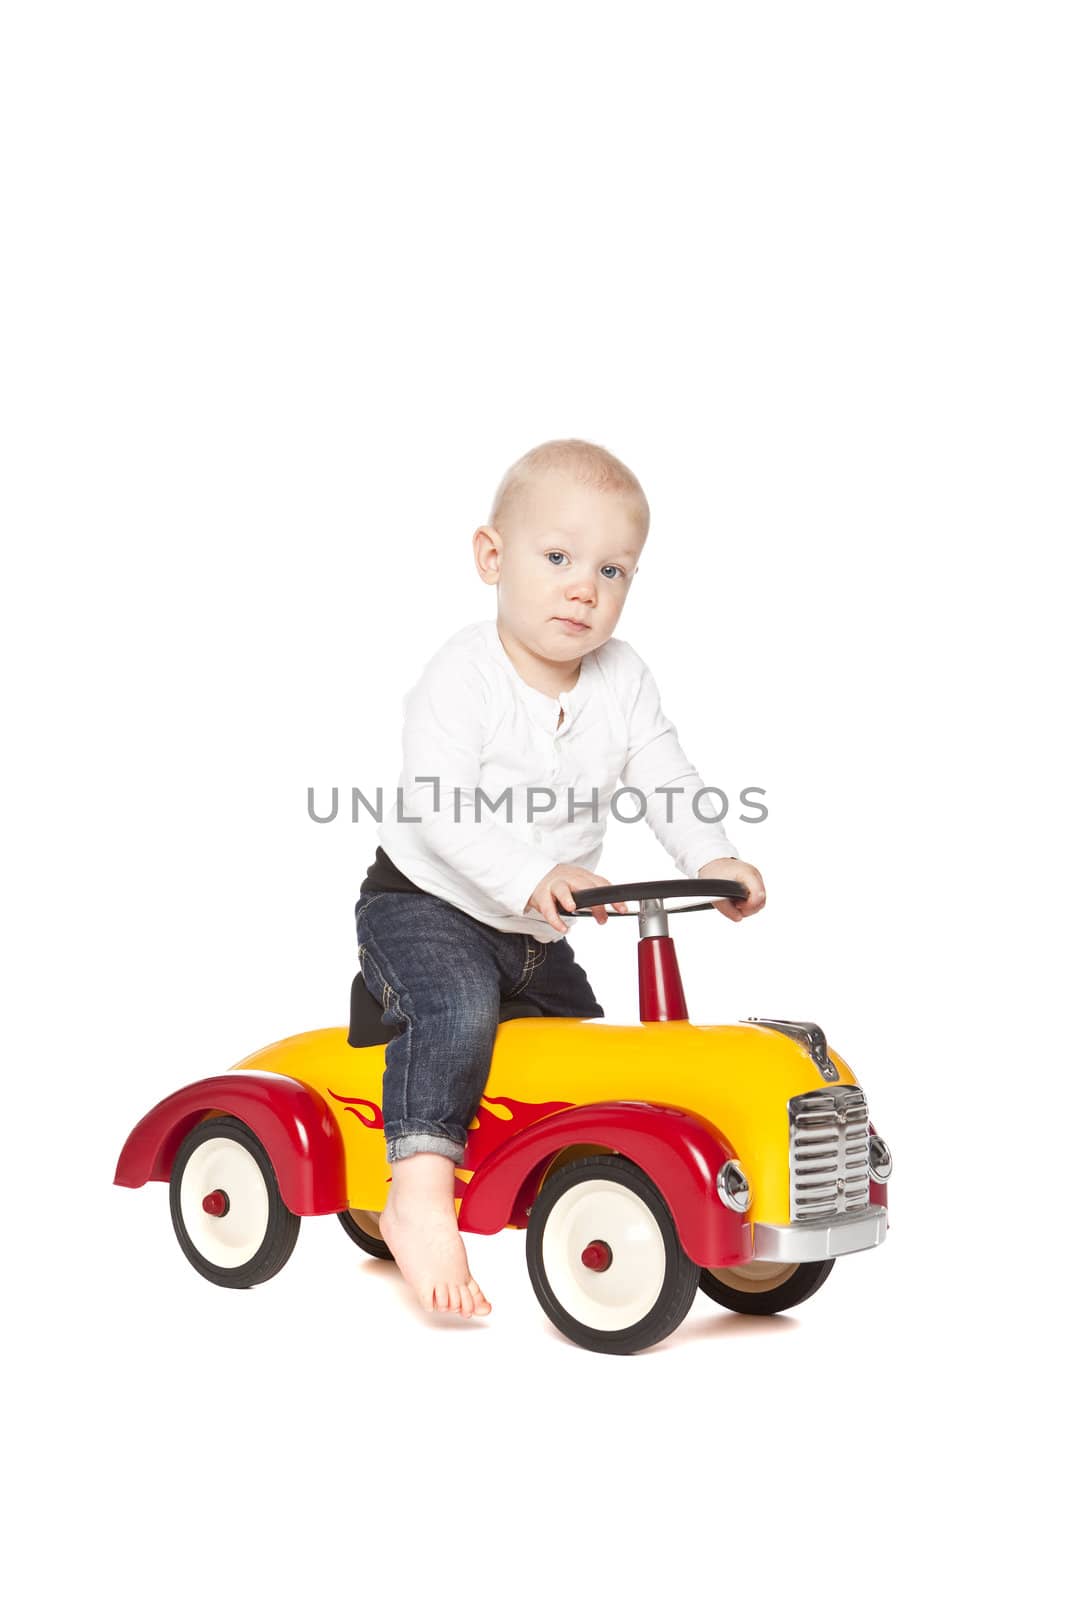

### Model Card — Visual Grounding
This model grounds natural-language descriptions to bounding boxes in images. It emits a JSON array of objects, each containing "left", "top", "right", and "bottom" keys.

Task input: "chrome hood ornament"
[{"left": 745, "top": 1018, "right": 840, "bottom": 1082}]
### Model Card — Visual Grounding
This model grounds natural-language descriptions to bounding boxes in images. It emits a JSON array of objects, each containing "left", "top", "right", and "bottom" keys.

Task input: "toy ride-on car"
[{"left": 115, "top": 879, "right": 891, "bottom": 1355}]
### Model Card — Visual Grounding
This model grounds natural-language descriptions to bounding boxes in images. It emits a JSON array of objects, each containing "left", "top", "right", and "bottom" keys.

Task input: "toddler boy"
[{"left": 355, "top": 439, "right": 766, "bottom": 1320}]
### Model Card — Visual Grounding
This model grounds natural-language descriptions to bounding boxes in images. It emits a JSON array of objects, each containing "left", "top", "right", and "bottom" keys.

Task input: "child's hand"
[
  {"left": 697, "top": 859, "right": 767, "bottom": 923},
  {"left": 526, "top": 865, "right": 630, "bottom": 933}
]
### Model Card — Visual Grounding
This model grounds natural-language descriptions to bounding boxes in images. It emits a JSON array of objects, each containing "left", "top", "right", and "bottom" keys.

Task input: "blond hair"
[{"left": 488, "top": 438, "right": 650, "bottom": 539}]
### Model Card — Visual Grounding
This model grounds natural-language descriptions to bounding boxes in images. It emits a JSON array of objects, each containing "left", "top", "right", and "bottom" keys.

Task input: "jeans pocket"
[
  {"left": 356, "top": 941, "right": 377, "bottom": 992},
  {"left": 358, "top": 943, "right": 401, "bottom": 1021}
]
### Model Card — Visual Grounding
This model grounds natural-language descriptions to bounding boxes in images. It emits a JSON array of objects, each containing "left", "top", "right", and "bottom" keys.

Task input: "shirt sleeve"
[
  {"left": 618, "top": 652, "right": 740, "bottom": 878},
  {"left": 395, "top": 652, "right": 561, "bottom": 917}
]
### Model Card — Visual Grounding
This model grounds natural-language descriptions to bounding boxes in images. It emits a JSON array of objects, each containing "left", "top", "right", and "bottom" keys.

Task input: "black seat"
[{"left": 347, "top": 972, "right": 546, "bottom": 1048}]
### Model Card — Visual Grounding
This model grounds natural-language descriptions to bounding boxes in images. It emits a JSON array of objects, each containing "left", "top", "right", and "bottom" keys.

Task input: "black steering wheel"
[{"left": 569, "top": 878, "right": 747, "bottom": 918}]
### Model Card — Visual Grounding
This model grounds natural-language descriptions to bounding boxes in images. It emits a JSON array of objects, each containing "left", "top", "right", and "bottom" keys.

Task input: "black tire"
[
  {"left": 337, "top": 1208, "right": 394, "bottom": 1260},
  {"left": 526, "top": 1155, "right": 699, "bottom": 1356},
  {"left": 169, "top": 1115, "right": 301, "bottom": 1289},
  {"left": 698, "top": 1258, "right": 835, "bottom": 1315}
]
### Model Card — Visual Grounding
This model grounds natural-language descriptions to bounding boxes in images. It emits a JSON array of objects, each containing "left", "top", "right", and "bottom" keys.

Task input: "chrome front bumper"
[{"left": 752, "top": 1204, "right": 887, "bottom": 1263}]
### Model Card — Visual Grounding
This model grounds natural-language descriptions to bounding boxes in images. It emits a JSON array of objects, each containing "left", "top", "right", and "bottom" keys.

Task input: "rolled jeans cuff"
[{"left": 386, "top": 1131, "right": 468, "bottom": 1165}]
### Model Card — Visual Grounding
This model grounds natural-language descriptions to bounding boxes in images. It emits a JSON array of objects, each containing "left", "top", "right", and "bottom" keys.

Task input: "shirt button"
[{"left": 532, "top": 827, "right": 542, "bottom": 843}]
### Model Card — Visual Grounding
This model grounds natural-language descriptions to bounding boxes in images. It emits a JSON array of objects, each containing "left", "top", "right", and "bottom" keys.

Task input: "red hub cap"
[
  {"left": 202, "top": 1189, "right": 230, "bottom": 1217},
  {"left": 581, "top": 1239, "right": 613, "bottom": 1272}
]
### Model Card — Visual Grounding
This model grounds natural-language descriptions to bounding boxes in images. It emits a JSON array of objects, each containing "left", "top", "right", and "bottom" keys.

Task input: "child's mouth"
[{"left": 554, "top": 617, "right": 591, "bottom": 634}]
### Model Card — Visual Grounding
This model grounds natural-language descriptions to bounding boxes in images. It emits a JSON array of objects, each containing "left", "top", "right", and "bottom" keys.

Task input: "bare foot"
[{"left": 379, "top": 1157, "right": 492, "bottom": 1318}]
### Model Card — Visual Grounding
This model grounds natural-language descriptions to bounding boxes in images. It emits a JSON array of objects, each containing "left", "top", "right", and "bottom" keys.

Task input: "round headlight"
[
  {"left": 716, "top": 1159, "right": 750, "bottom": 1214},
  {"left": 869, "top": 1134, "right": 893, "bottom": 1182}
]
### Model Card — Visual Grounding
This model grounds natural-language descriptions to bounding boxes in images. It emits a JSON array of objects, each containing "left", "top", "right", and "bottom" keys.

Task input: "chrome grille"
[{"left": 788, "top": 1087, "right": 870, "bottom": 1221}]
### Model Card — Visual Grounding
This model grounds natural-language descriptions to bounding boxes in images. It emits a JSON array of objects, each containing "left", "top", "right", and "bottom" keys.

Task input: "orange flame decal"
[
  {"left": 454, "top": 1094, "right": 573, "bottom": 1196},
  {"left": 326, "top": 1090, "right": 384, "bottom": 1128},
  {"left": 324, "top": 1089, "right": 572, "bottom": 1198}
]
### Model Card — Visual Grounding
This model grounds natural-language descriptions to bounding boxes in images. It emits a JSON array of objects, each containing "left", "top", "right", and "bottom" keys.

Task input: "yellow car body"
[{"left": 229, "top": 1014, "right": 871, "bottom": 1233}]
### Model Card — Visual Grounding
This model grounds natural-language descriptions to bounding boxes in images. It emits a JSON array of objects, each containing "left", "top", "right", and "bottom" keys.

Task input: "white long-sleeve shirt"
[{"left": 376, "top": 619, "right": 739, "bottom": 941}]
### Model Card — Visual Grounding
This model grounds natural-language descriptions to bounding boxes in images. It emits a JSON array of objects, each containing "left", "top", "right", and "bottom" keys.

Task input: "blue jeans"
[{"left": 354, "top": 889, "right": 604, "bottom": 1165}]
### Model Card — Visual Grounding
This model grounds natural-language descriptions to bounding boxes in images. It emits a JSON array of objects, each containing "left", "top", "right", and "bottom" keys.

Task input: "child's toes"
[
  {"left": 442, "top": 1282, "right": 468, "bottom": 1315},
  {"left": 468, "top": 1278, "right": 492, "bottom": 1315},
  {"left": 430, "top": 1282, "right": 451, "bottom": 1313}
]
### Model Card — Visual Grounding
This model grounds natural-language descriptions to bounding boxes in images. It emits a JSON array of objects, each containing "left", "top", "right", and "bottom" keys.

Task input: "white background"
[{"left": 3, "top": 3, "right": 1063, "bottom": 1596}]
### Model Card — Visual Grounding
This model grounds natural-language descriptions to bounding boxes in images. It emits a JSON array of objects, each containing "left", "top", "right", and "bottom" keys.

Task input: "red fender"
[
  {"left": 458, "top": 1100, "right": 752, "bottom": 1269},
  {"left": 113, "top": 1072, "right": 347, "bottom": 1216}
]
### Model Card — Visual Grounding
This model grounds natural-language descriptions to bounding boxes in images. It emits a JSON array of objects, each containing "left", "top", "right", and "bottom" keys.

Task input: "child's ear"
[{"left": 473, "top": 523, "right": 503, "bottom": 585}]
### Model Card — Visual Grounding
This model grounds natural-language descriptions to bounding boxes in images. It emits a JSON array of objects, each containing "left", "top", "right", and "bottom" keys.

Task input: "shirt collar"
[{"left": 483, "top": 620, "right": 593, "bottom": 734}]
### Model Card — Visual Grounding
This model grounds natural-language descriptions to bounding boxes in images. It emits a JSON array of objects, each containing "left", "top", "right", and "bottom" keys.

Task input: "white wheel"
[
  {"left": 526, "top": 1155, "right": 699, "bottom": 1355},
  {"left": 709, "top": 1261, "right": 800, "bottom": 1294},
  {"left": 541, "top": 1178, "right": 667, "bottom": 1331},
  {"left": 180, "top": 1137, "right": 271, "bottom": 1269},
  {"left": 698, "top": 1258, "right": 834, "bottom": 1315},
  {"left": 169, "top": 1116, "right": 301, "bottom": 1288}
]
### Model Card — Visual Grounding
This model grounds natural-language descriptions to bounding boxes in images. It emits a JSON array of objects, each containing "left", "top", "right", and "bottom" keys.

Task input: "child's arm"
[
  {"left": 615, "top": 646, "right": 766, "bottom": 920},
  {"left": 617, "top": 652, "right": 740, "bottom": 873},
  {"left": 392, "top": 651, "right": 561, "bottom": 917}
]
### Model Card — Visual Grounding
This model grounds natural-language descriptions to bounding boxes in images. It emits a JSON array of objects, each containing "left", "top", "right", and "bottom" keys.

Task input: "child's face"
[{"left": 477, "top": 472, "right": 646, "bottom": 662}]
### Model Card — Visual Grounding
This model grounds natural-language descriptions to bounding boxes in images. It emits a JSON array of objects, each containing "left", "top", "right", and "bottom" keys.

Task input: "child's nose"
[{"left": 566, "top": 574, "right": 597, "bottom": 604}]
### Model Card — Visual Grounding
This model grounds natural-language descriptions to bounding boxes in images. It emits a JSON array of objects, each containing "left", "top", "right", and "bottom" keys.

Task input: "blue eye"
[
  {"left": 601, "top": 565, "right": 623, "bottom": 580},
  {"left": 547, "top": 551, "right": 568, "bottom": 566}
]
